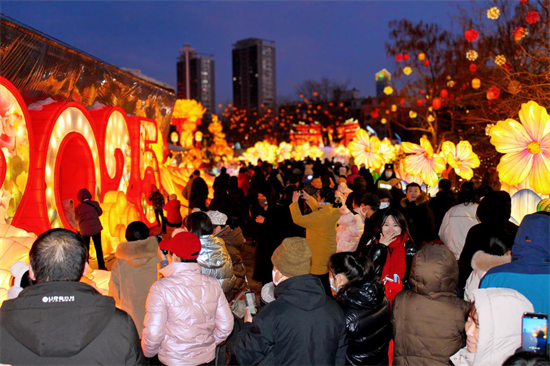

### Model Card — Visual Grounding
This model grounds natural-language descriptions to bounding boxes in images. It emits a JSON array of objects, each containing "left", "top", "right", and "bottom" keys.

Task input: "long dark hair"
[
  {"left": 328, "top": 252, "right": 375, "bottom": 294},
  {"left": 373, "top": 209, "right": 413, "bottom": 245},
  {"left": 184, "top": 212, "right": 213, "bottom": 236}
]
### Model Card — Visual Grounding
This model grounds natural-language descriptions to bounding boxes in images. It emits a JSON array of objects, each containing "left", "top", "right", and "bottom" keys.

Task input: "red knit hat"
[{"left": 159, "top": 232, "right": 201, "bottom": 260}]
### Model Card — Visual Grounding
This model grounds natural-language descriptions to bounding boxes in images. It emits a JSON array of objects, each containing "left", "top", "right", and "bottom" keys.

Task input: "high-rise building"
[
  {"left": 375, "top": 69, "right": 391, "bottom": 97},
  {"left": 232, "top": 38, "right": 276, "bottom": 115},
  {"left": 176, "top": 44, "right": 215, "bottom": 121}
]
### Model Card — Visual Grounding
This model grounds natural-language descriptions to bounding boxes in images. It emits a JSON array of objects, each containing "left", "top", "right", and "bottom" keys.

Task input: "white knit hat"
[{"left": 206, "top": 210, "right": 228, "bottom": 226}]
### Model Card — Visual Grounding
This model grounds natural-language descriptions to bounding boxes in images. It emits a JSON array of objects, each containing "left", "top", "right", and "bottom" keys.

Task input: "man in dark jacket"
[
  {"left": 235, "top": 237, "right": 347, "bottom": 365},
  {"left": 0, "top": 229, "right": 144, "bottom": 365},
  {"left": 396, "top": 183, "right": 436, "bottom": 247},
  {"left": 75, "top": 187, "right": 105, "bottom": 269},
  {"left": 429, "top": 178, "right": 457, "bottom": 233}
]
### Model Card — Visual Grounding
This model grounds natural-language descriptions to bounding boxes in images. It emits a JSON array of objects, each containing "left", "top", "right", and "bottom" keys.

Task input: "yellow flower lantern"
[
  {"left": 409, "top": 111, "right": 418, "bottom": 119},
  {"left": 472, "top": 78, "right": 481, "bottom": 89},
  {"left": 494, "top": 55, "right": 506, "bottom": 67},
  {"left": 403, "top": 67, "right": 412, "bottom": 75},
  {"left": 441, "top": 141, "right": 480, "bottom": 180},
  {"left": 401, "top": 136, "right": 446, "bottom": 187},
  {"left": 383, "top": 86, "right": 394, "bottom": 95},
  {"left": 348, "top": 129, "right": 383, "bottom": 170},
  {"left": 487, "top": 7, "right": 500, "bottom": 20},
  {"left": 490, "top": 101, "right": 550, "bottom": 195},
  {"left": 466, "top": 50, "right": 478, "bottom": 61}
]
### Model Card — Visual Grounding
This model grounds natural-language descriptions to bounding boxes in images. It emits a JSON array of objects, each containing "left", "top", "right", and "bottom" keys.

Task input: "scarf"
[{"left": 380, "top": 232, "right": 408, "bottom": 303}]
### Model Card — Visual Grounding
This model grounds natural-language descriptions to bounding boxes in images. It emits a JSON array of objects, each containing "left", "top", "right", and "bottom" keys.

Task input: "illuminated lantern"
[
  {"left": 418, "top": 53, "right": 426, "bottom": 61},
  {"left": 170, "top": 131, "right": 179, "bottom": 144},
  {"left": 403, "top": 53, "right": 410, "bottom": 61},
  {"left": 427, "top": 115, "right": 435, "bottom": 123},
  {"left": 513, "top": 27, "right": 528, "bottom": 41},
  {"left": 424, "top": 59, "right": 430, "bottom": 66},
  {"left": 511, "top": 189, "right": 541, "bottom": 224},
  {"left": 403, "top": 66, "right": 412, "bottom": 75},
  {"left": 464, "top": 29, "right": 479, "bottom": 42},
  {"left": 526, "top": 11, "right": 540, "bottom": 24},
  {"left": 466, "top": 50, "right": 478, "bottom": 61},
  {"left": 371, "top": 108, "right": 380, "bottom": 119},
  {"left": 395, "top": 53, "right": 404, "bottom": 62},
  {"left": 508, "top": 80, "right": 522, "bottom": 94},
  {"left": 487, "top": 7, "right": 500, "bottom": 19},
  {"left": 416, "top": 99, "right": 424, "bottom": 107},
  {"left": 470, "top": 64, "right": 477, "bottom": 73},
  {"left": 472, "top": 78, "right": 481, "bottom": 89},
  {"left": 383, "top": 86, "right": 394, "bottom": 95},
  {"left": 399, "top": 98, "right": 405, "bottom": 105},
  {"left": 381, "top": 118, "right": 387, "bottom": 124},
  {"left": 486, "top": 86, "right": 500, "bottom": 100},
  {"left": 391, "top": 104, "right": 397, "bottom": 112},
  {"left": 420, "top": 90, "right": 425, "bottom": 95},
  {"left": 432, "top": 98, "right": 442, "bottom": 110},
  {"left": 409, "top": 110, "right": 418, "bottom": 119},
  {"left": 447, "top": 80, "right": 456, "bottom": 88},
  {"left": 494, "top": 55, "right": 506, "bottom": 66},
  {"left": 385, "top": 109, "right": 390, "bottom": 115},
  {"left": 440, "top": 89, "right": 448, "bottom": 98}
]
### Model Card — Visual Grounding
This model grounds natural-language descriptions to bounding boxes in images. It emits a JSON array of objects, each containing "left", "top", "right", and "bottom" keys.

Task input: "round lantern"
[
  {"left": 486, "top": 86, "right": 500, "bottom": 100},
  {"left": 432, "top": 98, "right": 442, "bottom": 110},
  {"left": 470, "top": 64, "right": 477, "bottom": 73},
  {"left": 508, "top": 80, "right": 521, "bottom": 94},
  {"left": 403, "top": 67, "right": 412, "bottom": 75},
  {"left": 383, "top": 86, "right": 394, "bottom": 95},
  {"left": 409, "top": 110, "right": 418, "bottom": 119},
  {"left": 418, "top": 53, "right": 426, "bottom": 61},
  {"left": 395, "top": 53, "right": 404, "bottom": 62},
  {"left": 424, "top": 59, "right": 430, "bottom": 66},
  {"left": 440, "top": 89, "right": 448, "bottom": 98},
  {"left": 391, "top": 104, "right": 397, "bottom": 112},
  {"left": 399, "top": 98, "right": 405, "bottom": 105},
  {"left": 381, "top": 118, "right": 387, "bottom": 124},
  {"left": 472, "top": 78, "right": 481, "bottom": 89},
  {"left": 416, "top": 99, "right": 424, "bottom": 107},
  {"left": 403, "top": 53, "right": 410, "bottom": 61}
]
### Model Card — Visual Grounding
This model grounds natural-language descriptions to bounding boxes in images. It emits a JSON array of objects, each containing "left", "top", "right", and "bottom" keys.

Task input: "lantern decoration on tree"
[
  {"left": 416, "top": 99, "right": 424, "bottom": 107},
  {"left": 401, "top": 136, "right": 446, "bottom": 187},
  {"left": 466, "top": 50, "right": 479, "bottom": 61},
  {"left": 403, "top": 53, "right": 410, "bottom": 61},
  {"left": 418, "top": 53, "right": 426, "bottom": 61},
  {"left": 441, "top": 141, "right": 480, "bottom": 180},
  {"left": 464, "top": 29, "right": 479, "bottom": 42},
  {"left": 508, "top": 80, "right": 522, "bottom": 94},
  {"left": 395, "top": 53, "right": 404, "bottom": 62},
  {"left": 409, "top": 110, "right": 418, "bottom": 119},
  {"left": 432, "top": 98, "right": 442, "bottom": 110},
  {"left": 469, "top": 63, "right": 477, "bottom": 73},
  {"left": 424, "top": 59, "right": 430, "bottom": 66},
  {"left": 381, "top": 118, "right": 387, "bottom": 125},
  {"left": 427, "top": 115, "right": 435, "bottom": 123},
  {"left": 391, "top": 104, "right": 397, "bottom": 112},
  {"left": 494, "top": 55, "right": 507, "bottom": 66},
  {"left": 403, "top": 66, "right": 412, "bottom": 75},
  {"left": 399, "top": 98, "right": 405, "bottom": 105},
  {"left": 383, "top": 86, "right": 394, "bottom": 95},
  {"left": 440, "top": 89, "right": 448, "bottom": 98},
  {"left": 520, "top": 0, "right": 528, "bottom": 4},
  {"left": 490, "top": 101, "right": 550, "bottom": 195},
  {"left": 526, "top": 11, "right": 540, "bottom": 24},
  {"left": 371, "top": 108, "right": 380, "bottom": 119},
  {"left": 513, "top": 27, "right": 528, "bottom": 41},
  {"left": 472, "top": 78, "right": 481, "bottom": 89},
  {"left": 447, "top": 80, "right": 456, "bottom": 88},
  {"left": 486, "top": 86, "right": 501, "bottom": 100},
  {"left": 487, "top": 7, "right": 500, "bottom": 19}
]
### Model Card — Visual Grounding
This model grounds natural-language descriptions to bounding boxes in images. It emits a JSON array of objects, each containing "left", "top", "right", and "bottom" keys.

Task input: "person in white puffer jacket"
[
  {"left": 450, "top": 288, "right": 533, "bottom": 366},
  {"left": 336, "top": 203, "right": 364, "bottom": 253}
]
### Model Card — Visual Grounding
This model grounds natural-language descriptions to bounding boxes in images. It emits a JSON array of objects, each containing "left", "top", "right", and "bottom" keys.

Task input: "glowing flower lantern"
[
  {"left": 254, "top": 141, "right": 277, "bottom": 164},
  {"left": 486, "top": 86, "right": 500, "bottom": 100},
  {"left": 487, "top": 7, "right": 500, "bottom": 19},
  {"left": 381, "top": 118, "right": 387, "bottom": 124},
  {"left": 395, "top": 53, "right": 404, "bottom": 62},
  {"left": 494, "top": 55, "right": 507, "bottom": 67},
  {"left": 490, "top": 101, "right": 550, "bottom": 195},
  {"left": 418, "top": 53, "right": 426, "bottom": 61},
  {"left": 409, "top": 110, "right": 418, "bottom": 119},
  {"left": 526, "top": 11, "right": 540, "bottom": 24},
  {"left": 396, "top": 159, "right": 423, "bottom": 185},
  {"left": 486, "top": 123, "right": 496, "bottom": 136},
  {"left": 348, "top": 129, "right": 383, "bottom": 170},
  {"left": 293, "top": 143, "right": 311, "bottom": 161},
  {"left": 464, "top": 29, "right": 479, "bottom": 42},
  {"left": 466, "top": 50, "right": 478, "bottom": 61},
  {"left": 440, "top": 89, "right": 448, "bottom": 98},
  {"left": 441, "top": 141, "right": 480, "bottom": 180},
  {"left": 377, "top": 138, "right": 396, "bottom": 165},
  {"left": 403, "top": 67, "right": 412, "bottom": 75},
  {"left": 469, "top": 64, "right": 477, "bottom": 73},
  {"left": 508, "top": 80, "right": 522, "bottom": 94},
  {"left": 383, "top": 86, "right": 394, "bottom": 95},
  {"left": 472, "top": 78, "right": 481, "bottom": 89},
  {"left": 432, "top": 98, "right": 442, "bottom": 110},
  {"left": 333, "top": 144, "right": 351, "bottom": 164},
  {"left": 277, "top": 142, "right": 293, "bottom": 162},
  {"left": 401, "top": 136, "right": 446, "bottom": 187},
  {"left": 308, "top": 145, "right": 324, "bottom": 160},
  {"left": 513, "top": 27, "right": 528, "bottom": 41}
]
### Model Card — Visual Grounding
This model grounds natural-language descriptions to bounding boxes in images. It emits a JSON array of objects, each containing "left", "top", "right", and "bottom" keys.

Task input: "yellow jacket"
[{"left": 290, "top": 197, "right": 341, "bottom": 275}]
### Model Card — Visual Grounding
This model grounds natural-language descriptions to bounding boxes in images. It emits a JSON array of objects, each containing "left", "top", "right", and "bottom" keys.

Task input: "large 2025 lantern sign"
[{"left": 0, "top": 76, "right": 161, "bottom": 236}]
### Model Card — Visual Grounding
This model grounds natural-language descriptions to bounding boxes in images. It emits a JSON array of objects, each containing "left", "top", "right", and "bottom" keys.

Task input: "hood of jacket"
[
  {"left": 217, "top": 226, "right": 245, "bottom": 249},
  {"left": 0, "top": 281, "right": 115, "bottom": 357},
  {"left": 115, "top": 236, "right": 159, "bottom": 267},
  {"left": 469, "top": 288, "right": 534, "bottom": 366},
  {"left": 350, "top": 165, "right": 359, "bottom": 175},
  {"left": 337, "top": 277, "right": 385, "bottom": 311},
  {"left": 77, "top": 188, "right": 92, "bottom": 203},
  {"left": 511, "top": 213, "right": 550, "bottom": 262},
  {"left": 274, "top": 274, "right": 327, "bottom": 311},
  {"left": 401, "top": 191, "right": 428, "bottom": 207},
  {"left": 198, "top": 235, "right": 228, "bottom": 269},
  {"left": 471, "top": 251, "right": 511, "bottom": 272},
  {"left": 410, "top": 244, "right": 458, "bottom": 297},
  {"left": 476, "top": 191, "right": 511, "bottom": 226}
]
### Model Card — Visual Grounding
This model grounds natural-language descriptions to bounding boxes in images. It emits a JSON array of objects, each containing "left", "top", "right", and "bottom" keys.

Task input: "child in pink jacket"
[{"left": 142, "top": 232, "right": 234, "bottom": 365}]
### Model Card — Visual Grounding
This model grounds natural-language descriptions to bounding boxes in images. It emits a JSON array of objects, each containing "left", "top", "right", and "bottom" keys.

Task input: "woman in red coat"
[{"left": 163, "top": 194, "right": 183, "bottom": 228}]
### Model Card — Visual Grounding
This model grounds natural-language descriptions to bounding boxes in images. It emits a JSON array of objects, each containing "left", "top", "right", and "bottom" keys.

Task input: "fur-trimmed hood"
[
  {"left": 115, "top": 236, "right": 158, "bottom": 267},
  {"left": 400, "top": 191, "right": 428, "bottom": 208},
  {"left": 471, "top": 251, "right": 511, "bottom": 272}
]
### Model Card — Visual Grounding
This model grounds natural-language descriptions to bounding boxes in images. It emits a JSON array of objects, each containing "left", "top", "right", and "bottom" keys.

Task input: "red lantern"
[
  {"left": 526, "top": 11, "right": 540, "bottom": 24},
  {"left": 395, "top": 53, "right": 404, "bottom": 62},
  {"left": 371, "top": 108, "right": 380, "bottom": 119},
  {"left": 403, "top": 53, "right": 410, "bottom": 61},
  {"left": 440, "top": 89, "right": 448, "bottom": 98},
  {"left": 399, "top": 98, "right": 405, "bottom": 105},
  {"left": 416, "top": 99, "right": 424, "bottom": 107},
  {"left": 432, "top": 98, "right": 442, "bottom": 110},
  {"left": 464, "top": 29, "right": 479, "bottom": 42},
  {"left": 469, "top": 64, "right": 477, "bottom": 73},
  {"left": 420, "top": 90, "right": 425, "bottom": 95},
  {"left": 520, "top": 0, "right": 527, "bottom": 3},
  {"left": 487, "top": 86, "right": 500, "bottom": 100},
  {"left": 424, "top": 59, "right": 430, "bottom": 66}
]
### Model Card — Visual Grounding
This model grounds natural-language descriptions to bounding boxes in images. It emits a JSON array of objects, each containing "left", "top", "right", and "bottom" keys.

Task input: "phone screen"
[
  {"left": 245, "top": 292, "right": 257, "bottom": 315},
  {"left": 522, "top": 313, "right": 548, "bottom": 353}
]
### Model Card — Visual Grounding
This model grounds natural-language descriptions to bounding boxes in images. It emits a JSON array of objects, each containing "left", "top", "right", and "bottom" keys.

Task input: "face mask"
[
  {"left": 385, "top": 171, "right": 392, "bottom": 178},
  {"left": 272, "top": 269, "right": 282, "bottom": 286},
  {"left": 380, "top": 202, "right": 390, "bottom": 209},
  {"left": 330, "top": 276, "right": 339, "bottom": 293}
]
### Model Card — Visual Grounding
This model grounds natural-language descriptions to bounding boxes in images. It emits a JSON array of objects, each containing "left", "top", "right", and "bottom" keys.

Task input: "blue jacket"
[{"left": 480, "top": 213, "right": 550, "bottom": 315}]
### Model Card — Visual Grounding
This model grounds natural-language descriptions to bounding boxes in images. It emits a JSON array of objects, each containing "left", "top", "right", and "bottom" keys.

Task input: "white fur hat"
[{"left": 207, "top": 210, "right": 228, "bottom": 226}]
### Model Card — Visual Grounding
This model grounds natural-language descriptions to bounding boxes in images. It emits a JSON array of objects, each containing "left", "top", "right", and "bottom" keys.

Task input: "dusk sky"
[{"left": 2, "top": 1, "right": 481, "bottom": 110}]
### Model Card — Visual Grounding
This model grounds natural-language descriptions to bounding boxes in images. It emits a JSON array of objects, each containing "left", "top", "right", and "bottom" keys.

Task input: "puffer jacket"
[
  {"left": 216, "top": 226, "right": 246, "bottom": 300},
  {"left": 464, "top": 251, "right": 511, "bottom": 302},
  {"left": 198, "top": 235, "right": 237, "bottom": 296},
  {"left": 75, "top": 188, "right": 103, "bottom": 236},
  {"left": 450, "top": 288, "right": 534, "bottom": 366},
  {"left": 336, "top": 205, "right": 364, "bottom": 253},
  {"left": 108, "top": 236, "right": 160, "bottom": 337},
  {"left": 393, "top": 244, "right": 468, "bottom": 366},
  {"left": 439, "top": 203, "right": 479, "bottom": 260},
  {"left": 397, "top": 193, "right": 436, "bottom": 246},
  {"left": 335, "top": 277, "right": 391, "bottom": 365},
  {"left": 142, "top": 262, "right": 234, "bottom": 366},
  {"left": 366, "top": 237, "right": 416, "bottom": 290}
]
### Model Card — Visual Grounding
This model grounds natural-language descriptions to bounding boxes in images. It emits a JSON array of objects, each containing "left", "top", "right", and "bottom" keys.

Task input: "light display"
[
  {"left": 464, "top": 29, "right": 480, "bottom": 42},
  {"left": 494, "top": 55, "right": 507, "bottom": 67},
  {"left": 490, "top": 101, "right": 550, "bottom": 195},
  {"left": 513, "top": 27, "right": 528, "bottom": 41},
  {"left": 487, "top": 7, "right": 500, "bottom": 20},
  {"left": 441, "top": 141, "right": 480, "bottom": 180},
  {"left": 401, "top": 136, "right": 446, "bottom": 187},
  {"left": 526, "top": 11, "right": 540, "bottom": 24},
  {"left": 466, "top": 50, "right": 479, "bottom": 61},
  {"left": 403, "top": 67, "right": 412, "bottom": 75},
  {"left": 383, "top": 86, "right": 394, "bottom": 95},
  {"left": 472, "top": 78, "right": 481, "bottom": 89},
  {"left": 348, "top": 129, "right": 383, "bottom": 170}
]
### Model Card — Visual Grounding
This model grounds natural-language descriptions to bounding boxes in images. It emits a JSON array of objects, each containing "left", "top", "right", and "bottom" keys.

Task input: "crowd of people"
[{"left": 1, "top": 157, "right": 549, "bottom": 366}]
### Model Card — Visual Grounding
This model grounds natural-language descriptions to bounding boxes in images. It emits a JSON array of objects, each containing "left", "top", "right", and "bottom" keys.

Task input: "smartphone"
[
  {"left": 245, "top": 291, "right": 258, "bottom": 315},
  {"left": 522, "top": 312, "right": 548, "bottom": 353}
]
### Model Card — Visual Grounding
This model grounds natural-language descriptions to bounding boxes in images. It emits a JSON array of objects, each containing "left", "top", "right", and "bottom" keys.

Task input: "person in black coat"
[
  {"left": 188, "top": 176, "right": 209, "bottom": 212},
  {"left": 429, "top": 178, "right": 457, "bottom": 233},
  {"left": 329, "top": 253, "right": 391, "bottom": 366},
  {"left": 396, "top": 182, "right": 436, "bottom": 247}
]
